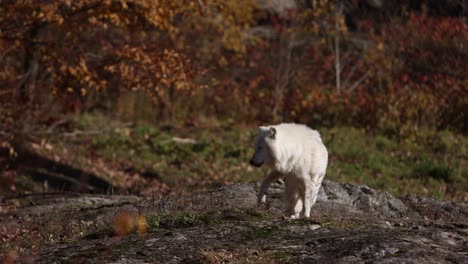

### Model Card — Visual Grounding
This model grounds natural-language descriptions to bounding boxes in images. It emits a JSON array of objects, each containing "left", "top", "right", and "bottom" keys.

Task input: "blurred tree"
[
  {"left": 0, "top": 0, "right": 466, "bottom": 133},
  {"left": 0, "top": 0, "right": 259, "bottom": 131}
]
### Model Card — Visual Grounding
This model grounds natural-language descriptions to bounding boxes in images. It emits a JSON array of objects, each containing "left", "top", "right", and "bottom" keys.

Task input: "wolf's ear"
[{"left": 269, "top": 127, "right": 276, "bottom": 139}]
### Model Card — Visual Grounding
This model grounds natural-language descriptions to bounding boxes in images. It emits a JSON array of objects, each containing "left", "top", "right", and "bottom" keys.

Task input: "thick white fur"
[{"left": 251, "top": 123, "right": 328, "bottom": 218}]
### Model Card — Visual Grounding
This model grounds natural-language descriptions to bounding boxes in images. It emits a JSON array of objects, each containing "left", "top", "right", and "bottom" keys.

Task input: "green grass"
[
  {"left": 146, "top": 208, "right": 270, "bottom": 230},
  {"left": 42, "top": 114, "right": 468, "bottom": 201},
  {"left": 147, "top": 211, "right": 217, "bottom": 230},
  {"left": 74, "top": 117, "right": 262, "bottom": 190},
  {"left": 244, "top": 225, "right": 280, "bottom": 239},
  {"left": 322, "top": 127, "right": 467, "bottom": 200}
]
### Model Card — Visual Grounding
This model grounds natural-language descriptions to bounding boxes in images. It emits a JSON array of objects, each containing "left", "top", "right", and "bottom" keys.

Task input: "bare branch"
[
  {"left": 334, "top": 1, "right": 344, "bottom": 93},
  {"left": 346, "top": 70, "right": 370, "bottom": 94},
  {"left": 342, "top": 58, "right": 366, "bottom": 90},
  {"left": 171, "top": 137, "right": 197, "bottom": 144}
]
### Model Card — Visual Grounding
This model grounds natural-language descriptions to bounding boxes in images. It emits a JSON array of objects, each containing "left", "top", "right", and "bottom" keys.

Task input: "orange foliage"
[
  {"left": 0, "top": 0, "right": 258, "bottom": 121},
  {"left": 0, "top": 1, "right": 465, "bottom": 132}
]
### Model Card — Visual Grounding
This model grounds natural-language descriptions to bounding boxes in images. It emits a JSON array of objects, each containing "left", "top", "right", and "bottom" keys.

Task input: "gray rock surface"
[
  {"left": 263, "top": 179, "right": 410, "bottom": 217},
  {"left": 320, "top": 180, "right": 410, "bottom": 217},
  {"left": 1, "top": 181, "right": 467, "bottom": 263}
]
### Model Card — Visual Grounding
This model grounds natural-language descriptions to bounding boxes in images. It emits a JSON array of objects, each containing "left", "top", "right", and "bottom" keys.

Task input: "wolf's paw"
[
  {"left": 257, "top": 195, "right": 267, "bottom": 205},
  {"left": 283, "top": 215, "right": 298, "bottom": 220}
]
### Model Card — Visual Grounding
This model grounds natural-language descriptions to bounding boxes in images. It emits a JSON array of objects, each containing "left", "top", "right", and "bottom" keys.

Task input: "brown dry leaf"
[
  {"left": 2, "top": 252, "right": 18, "bottom": 264},
  {"left": 137, "top": 215, "right": 148, "bottom": 236},
  {"left": 113, "top": 211, "right": 136, "bottom": 236}
]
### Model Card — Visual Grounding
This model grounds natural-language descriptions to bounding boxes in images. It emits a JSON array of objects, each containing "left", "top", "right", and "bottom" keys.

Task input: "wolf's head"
[{"left": 249, "top": 126, "right": 277, "bottom": 167}]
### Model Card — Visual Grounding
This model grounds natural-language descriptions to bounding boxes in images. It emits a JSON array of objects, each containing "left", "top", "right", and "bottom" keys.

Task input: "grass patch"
[
  {"left": 412, "top": 159, "right": 454, "bottom": 182},
  {"left": 323, "top": 127, "right": 467, "bottom": 200},
  {"left": 23, "top": 113, "right": 467, "bottom": 201},
  {"left": 147, "top": 208, "right": 270, "bottom": 231},
  {"left": 74, "top": 118, "right": 263, "bottom": 190},
  {"left": 147, "top": 211, "right": 215, "bottom": 230},
  {"left": 245, "top": 225, "right": 280, "bottom": 240},
  {"left": 218, "top": 208, "right": 270, "bottom": 221},
  {"left": 318, "top": 217, "right": 365, "bottom": 230}
]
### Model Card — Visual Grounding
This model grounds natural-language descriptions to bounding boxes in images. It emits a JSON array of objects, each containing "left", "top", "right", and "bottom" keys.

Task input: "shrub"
[{"left": 412, "top": 159, "right": 454, "bottom": 183}]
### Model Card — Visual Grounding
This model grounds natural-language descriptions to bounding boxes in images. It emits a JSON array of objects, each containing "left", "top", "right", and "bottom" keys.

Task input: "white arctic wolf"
[{"left": 249, "top": 123, "right": 328, "bottom": 218}]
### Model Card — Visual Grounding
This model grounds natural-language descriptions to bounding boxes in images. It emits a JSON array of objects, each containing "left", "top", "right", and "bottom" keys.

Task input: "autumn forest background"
[{"left": 0, "top": 0, "right": 467, "bottom": 202}]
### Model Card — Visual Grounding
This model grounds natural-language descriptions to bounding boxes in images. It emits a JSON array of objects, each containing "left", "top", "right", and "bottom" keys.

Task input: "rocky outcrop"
[
  {"left": 320, "top": 180, "right": 409, "bottom": 217},
  {"left": 1, "top": 180, "right": 467, "bottom": 263}
]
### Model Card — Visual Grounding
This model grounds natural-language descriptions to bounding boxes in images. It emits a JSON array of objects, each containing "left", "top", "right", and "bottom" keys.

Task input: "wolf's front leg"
[
  {"left": 292, "top": 195, "right": 303, "bottom": 219},
  {"left": 258, "top": 171, "right": 282, "bottom": 205}
]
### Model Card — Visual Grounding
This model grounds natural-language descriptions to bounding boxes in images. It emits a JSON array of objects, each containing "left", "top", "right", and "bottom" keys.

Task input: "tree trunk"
[
  {"left": 335, "top": 1, "right": 343, "bottom": 94},
  {"left": 273, "top": 30, "right": 294, "bottom": 123}
]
